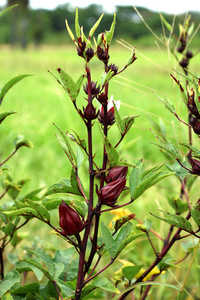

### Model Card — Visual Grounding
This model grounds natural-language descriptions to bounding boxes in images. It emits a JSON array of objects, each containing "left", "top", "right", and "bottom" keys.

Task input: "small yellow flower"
[{"left": 109, "top": 208, "right": 131, "bottom": 228}]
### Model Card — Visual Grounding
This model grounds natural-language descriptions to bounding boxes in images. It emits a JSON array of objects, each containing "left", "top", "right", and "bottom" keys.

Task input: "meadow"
[{"left": 1, "top": 41, "right": 200, "bottom": 299}]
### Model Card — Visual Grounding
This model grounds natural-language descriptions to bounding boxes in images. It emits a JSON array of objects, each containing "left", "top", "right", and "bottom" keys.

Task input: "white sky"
[{"left": 0, "top": 0, "right": 200, "bottom": 14}]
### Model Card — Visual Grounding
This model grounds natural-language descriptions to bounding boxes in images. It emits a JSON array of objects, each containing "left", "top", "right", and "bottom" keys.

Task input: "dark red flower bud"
[
  {"left": 99, "top": 178, "right": 126, "bottom": 207},
  {"left": 179, "top": 58, "right": 189, "bottom": 68},
  {"left": 59, "top": 201, "right": 83, "bottom": 236},
  {"left": 85, "top": 48, "right": 94, "bottom": 61},
  {"left": 188, "top": 158, "right": 200, "bottom": 175},
  {"left": 186, "top": 50, "right": 193, "bottom": 59},
  {"left": 83, "top": 103, "right": 97, "bottom": 121},
  {"left": 83, "top": 81, "right": 100, "bottom": 96},
  {"left": 97, "top": 93, "right": 108, "bottom": 104},
  {"left": 107, "top": 64, "right": 118, "bottom": 75},
  {"left": 97, "top": 46, "right": 109, "bottom": 63},
  {"left": 98, "top": 105, "right": 115, "bottom": 126},
  {"left": 105, "top": 166, "right": 128, "bottom": 183}
]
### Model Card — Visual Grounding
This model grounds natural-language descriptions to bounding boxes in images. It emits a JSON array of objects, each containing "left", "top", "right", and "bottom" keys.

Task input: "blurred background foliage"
[{"left": 0, "top": 1, "right": 200, "bottom": 48}]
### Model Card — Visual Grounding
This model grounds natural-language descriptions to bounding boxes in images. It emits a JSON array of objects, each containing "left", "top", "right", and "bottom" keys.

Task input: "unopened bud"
[
  {"left": 59, "top": 201, "right": 83, "bottom": 236},
  {"left": 83, "top": 103, "right": 97, "bottom": 121},
  {"left": 188, "top": 157, "right": 200, "bottom": 175},
  {"left": 99, "top": 178, "right": 126, "bottom": 207},
  {"left": 106, "top": 166, "right": 128, "bottom": 183}
]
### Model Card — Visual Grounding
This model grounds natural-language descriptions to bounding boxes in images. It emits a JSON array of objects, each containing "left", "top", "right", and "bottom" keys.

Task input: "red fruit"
[
  {"left": 106, "top": 166, "right": 128, "bottom": 183},
  {"left": 100, "top": 178, "right": 126, "bottom": 207},
  {"left": 59, "top": 201, "right": 83, "bottom": 236}
]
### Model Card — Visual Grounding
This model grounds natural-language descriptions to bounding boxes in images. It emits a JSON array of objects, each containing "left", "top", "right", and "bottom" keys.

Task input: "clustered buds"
[
  {"left": 77, "top": 37, "right": 94, "bottom": 61},
  {"left": 187, "top": 82, "right": 200, "bottom": 135},
  {"left": 97, "top": 166, "right": 128, "bottom": 207},
  {"left": 97, "top": 46, "right": 110, "bottom": 64},
  {"left": 59, "top": 200, "right": 83, "bottom": 236},
  {"left": 177, "top": 30, "right": 193, "bottom": 69}
]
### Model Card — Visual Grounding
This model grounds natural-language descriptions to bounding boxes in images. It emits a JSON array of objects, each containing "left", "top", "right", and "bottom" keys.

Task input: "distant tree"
[{"left": 7, "top": 0, "right": 29, "bottom": 48}]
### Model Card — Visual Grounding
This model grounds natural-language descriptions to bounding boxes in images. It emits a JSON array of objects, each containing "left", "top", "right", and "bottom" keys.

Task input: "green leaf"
[
  {"left": 0, "top": 111, "right": 16, "bottom": 124},
  {"left": 191, "top": 202, "right": 200, "bottom": 227},
  {"left": 57, "top": 68, "right": 84, "bottom": 102},
  {"left": 154, "top": 93, "right": 176, "bottom": 115},
  {"left": 104, "top": 136, "right": 119, "bottom": 167},
  {"left": 129, "top": 160, "right": 174, "bottom": 200},
  {"left": 180, "top": 143, "right": 200, "bottom": 159},
  {"left": 88, "top": 13, "right": 104, "bottom": 40},
  {"left": 24, "top": 258, "right": 53, "bottom": 281},
  {"left": 167, "top": 196, "right": 188, "bottom": 215},
  {"left": 54, "top": 248, "right": 78, "bottom": 281},
  {"left": 101, "top": 69, "right": 115, "bottom": 86},
  {"left": 65, "top": 18, "right": 76, "bottom": 44},
  {"left": 25, "top": 199, "right": 50, "bottom": 222},
  {"left": 70, "top": 198, "right": 87, "bottom": 217},
  {"left": 0, "top": 269, "right": 20, "bottom": 298},
  {"left": 57, "top": 279, "right": 75, "bottom": 298},
  {"left": 101, "top": 221, "right": 137, "bottom": 259},
  {"left": 3, "top": 207, "right": 41, "bottom": 219},
  {"left": 75, "top": 7, "right": 81, "bottom": 37},
  {"left": 49, "top": 263, "right": 64, "bottom": 282},
  {"left": 122, "top": 265, "right": 144, "bottom": 281},
  {"left": 125, "top": 48, "right": 137, "bottom": 67},
  {"left": 1, "top": 292, "right": 14, "bottom": 300},
  {"left": 45, "top": 168, "right": 81, "bottom": 196},
  {"left": 91, "top": 276, "right": 120, "bottom": 293},
  {"left": 150, "top": 130, "right": 179, "bottom": 159},
  {"left": 0, "top": 222, "right": 15, "bottom": 236},
  {"left": 101, "top": 221, "right": 115, "bottom": 258},
  {"left": 27, "top": 249, "right": 54, "bottom": 266},
  {"left": 54, "top": 123, "right": 77, "bottom": 167},
  {"left": 0, "top": 4, "right": 18, "bottom": 18},
  {"left": 0, "top": 74, "right": 32, "bottom": 104},
  {"left": 11, "top": 283, "right": 40, "bottom": 295},
  {"left": 160, "top": 14, "right": 172, "bottom": 32},
  {"left": 15, "top": 261, "right": 44, "bottom": 281},
  {"left": 105, "top": 13, "right": 116, "bottom": 45},
  {"left": 182, "top": 239, "right": 199, "bottom": 253},
  {"left": 115, "top": 232, "right": 143, "bottom": 258},
  {"left": 13, "top": 135, "right": 33, "bottom": 150},
  {"left": 151, "top": 209, "right": 193, "bottom": 233}
]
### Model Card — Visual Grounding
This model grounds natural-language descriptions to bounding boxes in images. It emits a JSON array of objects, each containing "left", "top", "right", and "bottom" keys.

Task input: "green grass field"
[{"left": 1, "top": 43, "right": 200, "bottom": 299}]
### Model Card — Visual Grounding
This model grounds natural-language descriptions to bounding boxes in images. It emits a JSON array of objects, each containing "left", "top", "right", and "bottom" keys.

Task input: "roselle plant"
[{"left": 1, "top": 7, "right": 200, "bottom": 300}]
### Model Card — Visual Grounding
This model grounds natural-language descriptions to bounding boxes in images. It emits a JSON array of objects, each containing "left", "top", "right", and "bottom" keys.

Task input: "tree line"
[{"left": 0, "top": 2, "right": 199, "bottom": 48}]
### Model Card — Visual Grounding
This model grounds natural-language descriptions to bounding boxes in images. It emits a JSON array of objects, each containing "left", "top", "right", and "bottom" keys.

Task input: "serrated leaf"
[
  {"left": 91, "top": 276, "right": 120, "bottom": 293},
  {"left": 13, "top": 135, "right": 33, "bottom": 150},
  {"left": 121, "top": 115, "right": 139, "bottom": 136},
  {"left": 0, "top": 74, "right": 32, "bottom": 104},
  {"left": 167, "top": 196, "right": 188, "bottom": 215},
  {"left": 0, "top": 269, "right": 20, "bottom": 298},
  {"left": 49, "top": 263, "right": 64, "bottom": 282},
  {"left": 0, "top": 111, "right": 16, "bottom": 124},
  {"left": 54, "top": 248, "right": 78, "bottom": 281},
  {"left": 101, "top": 69, "right": 115, "bottom": 86},
  {"left": 151, "top": 209, "right": 193, "bottom": 233},
  {"left": 129, "top": 161, "right": 174, "bottom": 200},
  {"left": 191, "top": 202, "right": 200, "bottom": 227},
  {"left": 154, "top": 93, "right": 176, "bottom": 115},
  {"left": 57, "top": 279, "right": 75, "bottom": 298},
  {"left": 45, "top": 168, "right": 81, "bottom": 196},
  {"left": 101, "top": 221, "right": 115, "bottom": 258},
  {"left": 105, "top": 13, "right": 116, "bottom": 45},
  {"left": 57, "top": 68, "right": 83, "bottom": 102},
  {"left": 104, "top": 136, "right": 119, "bottom": 167},
  {"left": 70, "top": 198, "right": 87, "bottom": 217},
  {"left": 25, "top": 199, "right": 50, "bottom": 222},
  {"left": 88, "top": 13, "right": 104, "bottom": 40}
]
